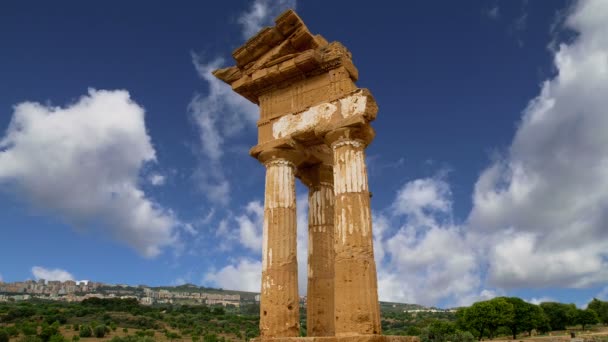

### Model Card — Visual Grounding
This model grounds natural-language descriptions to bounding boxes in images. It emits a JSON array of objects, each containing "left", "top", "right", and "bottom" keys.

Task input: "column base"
[{"left": 252, "top": 335, "right": 419, "bottom": 342}]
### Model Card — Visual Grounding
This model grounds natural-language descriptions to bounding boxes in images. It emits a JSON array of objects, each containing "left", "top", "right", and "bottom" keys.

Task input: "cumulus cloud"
[
  {"left": 236, "top": 201, "right": 264, "bottom": 251},
  {"left": 204, "top": 194, "right": 309, "bottom": 294},
  {"left": 189, "top": 55, "right": 257, "bottom": 205},
  {"left": 469, "top": 0, "right": 608, "bottom": 289},
  {"left": 0, "top": 89, "right": 179, "bottom": 257},
  {"left": 203, "top": 258, "right": 261, "bottom": 292},
  {"left": 201, "top": 0, "right": 608, "bottom": 306},
  {"left": 32, "top": 266, "right": 74, "bottom": 282},
  {"left": 238, "top": 0, "right": 296, "bottom": 39},
  {"left": 375, "top": 177, "right": 481, "bottom": 306}
]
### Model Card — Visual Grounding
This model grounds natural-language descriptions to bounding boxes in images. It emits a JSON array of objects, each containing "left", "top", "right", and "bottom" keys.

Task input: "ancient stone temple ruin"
[{"left": 214, "top": 9, "right": 414, "bottom": 342}]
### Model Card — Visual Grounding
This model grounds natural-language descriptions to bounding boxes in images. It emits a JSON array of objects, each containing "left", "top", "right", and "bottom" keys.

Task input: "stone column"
[
  {"left": 258, "top": 149, "right": 302, "bottom": 338},
  {"left": 325, "top": 126, "right": 381, "bottom": 336},
  {"left": 300, "top": 164, "right": 335, "bottom": 337}
]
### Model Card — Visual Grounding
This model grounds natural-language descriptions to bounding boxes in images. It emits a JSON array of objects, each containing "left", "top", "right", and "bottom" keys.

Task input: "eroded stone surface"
[
  {"left": 213, "top": 8, "right": 407, "bottom": 342},
  {"left": 260, "top": 157, "right": 300, "bottom": 338},
  {"left": 327, "top": 131, "right": 381, "bottom": 336},
  {"left": 301, "top": 164, "right": 335, "bottom": 337}
]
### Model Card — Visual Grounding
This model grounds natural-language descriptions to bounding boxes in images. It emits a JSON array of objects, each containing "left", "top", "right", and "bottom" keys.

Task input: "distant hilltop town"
[
  {"left": 0, "top": 279, "right": 257, "bottom": 307},
  {"left": 0, "top": 279, "right": 451, "bottom": 313}
]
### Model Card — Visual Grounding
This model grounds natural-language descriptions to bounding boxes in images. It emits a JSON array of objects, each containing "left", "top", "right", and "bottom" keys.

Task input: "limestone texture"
[
  {"left": 301, "top": 164, "right": 335, "bottom": 337},
  {"left": 213, "top": 8, "right": 417, "bottom": 342},
  {"left": 259, "top": 150, "right": 302, "bottom": 338}
]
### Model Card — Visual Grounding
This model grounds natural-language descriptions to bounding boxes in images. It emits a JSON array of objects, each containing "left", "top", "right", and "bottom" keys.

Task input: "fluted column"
[
  {"left": 300, "top": 164, "right": 335, "bottom": 337},
  {"left": 258, "top": 149, "right": 302, "bottom": 338},
  {"left": 326, "top": 126, "right": 381, "bottom": 336}
]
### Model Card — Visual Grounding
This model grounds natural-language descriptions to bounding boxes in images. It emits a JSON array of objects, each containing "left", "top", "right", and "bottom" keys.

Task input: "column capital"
[
  {"left": 324, "top": 125, "right": 375, "bottom": 149},
  {"left": 298, "top": 163, "right": 334, "bottom": 189},
  {"left": 258, "top": 148, "right": 307, "bottom": 168}
]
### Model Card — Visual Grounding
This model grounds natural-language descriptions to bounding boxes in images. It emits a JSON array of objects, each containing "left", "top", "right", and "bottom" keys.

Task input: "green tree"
[
  {"left": 486, "top": 298, "right": 515, "bottom": 339},
  {"left": 0, "top": 329, "right": 9, "bottom": 342},
  {"left": 503, "top": 297, "right": 547, "bottom": 339},
  {"left": 588, "top": 298, "right": 608, "bottom": 325},
  {"left": 420, "top": 320, "right": 457, "bottom": 342},
  {"left": 39, "top": 323, "right": 60, "bottom": 342},
  {"left": 540, "top": 302, "right": 577, "bottom": 330},
  {"left": 94, "top": 325, "right": 107, "bottom": 338},
  {"left": 21, "top": 322, "right": 39, "bottom": 336},
  {"left": 49, "top": 334, "right": 66, "bottom": 342},
  {"left": 79, "top": 325, "right": 93, "bottom": 338},
  {"left": 576, "top": 309, "right": 599, "bottom": 330},
  {"left": 419, "top": 321, "right": 473, "bottom": 342},
  {"left": 461, "top": 301, "right": 492, "bottom": 340},
  {"left": 165, "top": 331, "right": 181, "bottom": 341},
  {"left": 460, "top": 298, "right": 515, "bottom": 340}
]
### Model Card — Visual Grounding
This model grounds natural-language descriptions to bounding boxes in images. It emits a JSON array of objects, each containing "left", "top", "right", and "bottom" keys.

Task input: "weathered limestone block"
[
  {"left": 271, "top": 89, "right": 377, "bottom": 142},
  {"left": 300, "top": 164, "right": 335, "bottom": 337},
  {"left": 325, "top": 127, "right": 381, "bottom": 336},
  {"left": 259, "top": 149, "right": 305, "bottom": 338}
]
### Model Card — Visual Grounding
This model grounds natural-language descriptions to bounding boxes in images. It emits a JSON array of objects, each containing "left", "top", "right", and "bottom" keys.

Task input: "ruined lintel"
[{"left": 214, "top": 9, "right": 418, "bottom": 342}]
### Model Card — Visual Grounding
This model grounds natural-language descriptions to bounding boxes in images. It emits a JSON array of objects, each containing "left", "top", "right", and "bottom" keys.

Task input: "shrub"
[
  {"left": 79, "top": 325, "right": 92, "bottom": 338},
  {"left": 0, "top": 329, "right": 9, "bottom": 342},
  {"left": 19, "top": 336, "right": 43, "bottom": 342},
  {"left": 94, "top": 325, "right": 107, "bottom": 338},
  {"left": 5, "top": 325, "right": 19, "bottom": 337},
  {"left": 39, "top": 324, "right": 60, "bottom": 342},
  {"left": 49, "top": 335, "right": 67, "bottom": 342},
  {"left": 21, "top": 322, "right": 39, "bottom": 336}
]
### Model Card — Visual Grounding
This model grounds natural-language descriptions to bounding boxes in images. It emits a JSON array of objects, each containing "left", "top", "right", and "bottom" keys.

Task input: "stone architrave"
[{"left": 213, "top": 9, "right": 418, "bottom": 342}]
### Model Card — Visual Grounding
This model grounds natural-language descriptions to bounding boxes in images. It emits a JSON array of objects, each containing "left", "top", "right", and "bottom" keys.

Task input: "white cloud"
[
  {"left": 526, "top": 296, "right": 555, "bottom": 305},
  {"left": 204, "top": 193, "right": 309, "bottom": 294},
  {"left": 0, "top": 89, "right": 179, "bottom": 257},
  {"left": 32, "top": 266, "right": 74, "bottom": 282},
  {"left": 375, "top": 177, "right": 481, "bottom": 306},
  {"left": 148, "top": 173, "right": 166, "bottom": 186},
  {"left": 203, "top": 258, "right": 261, "bottom": 292},
  {"left": 188, "top": 0, "right": 295, "bottom": 203},
  {"left": 392, "top": 177, "right": 452, "bottom": 225},
  {"left": 376, "top": 1, "right": 608, "bottom": 299},
  {"left": 238, "top": 0, "right": 297, "bottom": 39},
  {"left": 189, "top": 55, "right": 257, "bottom": 206},
  {"left": 469, "top": 0, "right": 608, "bottom": 289},
  {"left": 236, "top": 201, "right": 264, "bottom": 251}
]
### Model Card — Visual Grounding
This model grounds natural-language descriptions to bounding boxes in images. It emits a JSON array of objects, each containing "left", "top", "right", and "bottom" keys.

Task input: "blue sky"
[{"left": 1, "top": 0, "right": 607, "bottom": 308}]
